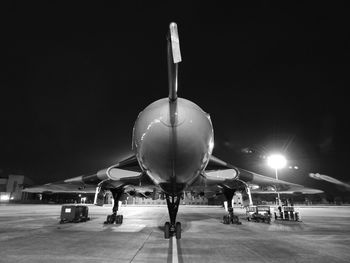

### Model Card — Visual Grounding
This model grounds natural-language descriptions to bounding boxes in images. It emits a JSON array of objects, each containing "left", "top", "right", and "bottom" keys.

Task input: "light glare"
[
  {"left": 0, "top": 194, "right": 10, "bottom": 201},
  {"left": 267, "top": 154, "right": 287, "bottom": 169}
]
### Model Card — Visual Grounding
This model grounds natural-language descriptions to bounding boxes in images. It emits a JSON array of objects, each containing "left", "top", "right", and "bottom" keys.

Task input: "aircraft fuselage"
[{"left": 133, "top": 98, "right": 214, "bottom": 195}]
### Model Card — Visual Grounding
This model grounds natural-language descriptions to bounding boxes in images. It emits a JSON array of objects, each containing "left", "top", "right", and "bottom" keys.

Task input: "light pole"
[{"left": 267, "top": 154, "right": 287, "bottom": 206}]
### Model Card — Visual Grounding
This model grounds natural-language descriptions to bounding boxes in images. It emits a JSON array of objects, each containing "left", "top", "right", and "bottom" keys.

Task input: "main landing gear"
[
  {"left": 104, "top": 189, "right": 124, "bottom": 225},
  {"left": 223, "top": 190, "right": 241, "bottom": 225},
  {"left": 164, "top": 194, "right": 182, "bottom": 239}
]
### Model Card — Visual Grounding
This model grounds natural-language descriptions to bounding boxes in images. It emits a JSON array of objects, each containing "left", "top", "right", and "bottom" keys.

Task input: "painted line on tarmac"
[
  {"left": 172, "top": 236, "right": 178, "bottom": 263},
  {"left": 129, "top": 230, "right": 153, "bottom": 263}
]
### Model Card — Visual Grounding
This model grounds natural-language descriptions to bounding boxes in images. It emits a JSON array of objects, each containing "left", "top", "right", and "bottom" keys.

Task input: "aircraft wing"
[
  {"left": 23, "top": 182, "right": 97, "bottom": 193},
  {"left": 203, "top": 155, "right": 323, "bottom": 194},
  {"left": 23, "top": 155, "right": 147, "bottom": 193}
]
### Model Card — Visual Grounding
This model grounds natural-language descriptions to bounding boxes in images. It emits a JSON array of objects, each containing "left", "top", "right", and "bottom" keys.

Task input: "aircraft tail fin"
[{"left": 167, "top": 22, "right": 181, "bottom": 101}]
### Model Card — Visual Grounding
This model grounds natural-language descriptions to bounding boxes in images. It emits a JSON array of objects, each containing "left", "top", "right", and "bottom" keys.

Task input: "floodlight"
[{"left": 267, "top": 154, "right": 287, "bottom": 169}]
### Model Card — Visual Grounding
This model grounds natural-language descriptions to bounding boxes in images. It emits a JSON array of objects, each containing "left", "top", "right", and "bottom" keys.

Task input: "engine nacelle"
[{"left": 127, "top": 190, "right": 136, "bottom": 197}]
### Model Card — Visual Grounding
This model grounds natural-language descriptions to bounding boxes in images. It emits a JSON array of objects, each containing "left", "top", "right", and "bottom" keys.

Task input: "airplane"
[{"left": 24, "top": 22, "right": 322, "bottom": 239}]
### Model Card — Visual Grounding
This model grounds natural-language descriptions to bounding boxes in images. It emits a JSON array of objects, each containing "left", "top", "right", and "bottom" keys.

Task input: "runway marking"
[
  {"left": 129, "top": 230, "right": 153, "bottom": 263},
  {"left": 172, "top": 236, "right": 178, "bottom": 263}
]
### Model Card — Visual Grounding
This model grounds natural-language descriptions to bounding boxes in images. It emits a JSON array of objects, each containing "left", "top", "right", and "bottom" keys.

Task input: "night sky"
[{"left": 1, "top": 2, "right": 349, "bottom": 197}]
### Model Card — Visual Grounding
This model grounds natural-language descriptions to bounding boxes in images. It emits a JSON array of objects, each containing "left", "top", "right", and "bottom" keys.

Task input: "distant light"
[
  {"left": 10, "top": 196, "right": 14, "bottom": 200},
  {"left": 0, "top": 194, "right": 10, "bottom": 201},
  {"left": 294, "top": 166, "right": 299, "bottom": 169},
  {"left": 267, "top": 154, "right": 287, "bottom": 169},
  {"left": 242, "top": 148, "right": 253, "bottom": 154}
]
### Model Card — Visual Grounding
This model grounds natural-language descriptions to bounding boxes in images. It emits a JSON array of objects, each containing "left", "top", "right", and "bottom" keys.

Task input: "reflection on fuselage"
[{"left": 133, "top": 98, "right": 214, "bottom": 194}]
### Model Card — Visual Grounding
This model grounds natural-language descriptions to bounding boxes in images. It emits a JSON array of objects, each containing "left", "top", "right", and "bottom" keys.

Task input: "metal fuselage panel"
[{"left": 133, "top": 98, "right": 214, "bottom": 195}]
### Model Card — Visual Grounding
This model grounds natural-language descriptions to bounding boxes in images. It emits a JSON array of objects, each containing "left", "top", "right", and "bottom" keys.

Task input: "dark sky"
[{"left": 1, "top": 2, "right": 349, "bottom": 196}]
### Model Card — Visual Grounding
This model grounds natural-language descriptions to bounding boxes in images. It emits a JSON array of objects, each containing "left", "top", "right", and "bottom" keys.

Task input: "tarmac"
[{"left": 0, "top": 204, "right": 350, "bottom": 263}]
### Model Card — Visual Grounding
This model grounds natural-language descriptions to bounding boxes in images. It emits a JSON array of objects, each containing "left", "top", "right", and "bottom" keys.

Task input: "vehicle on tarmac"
[
  {"left": 274, "top": 206, "right": 301, "bottom": 222},
  {"left": 60, "top": 205, "right": 90, "bottom": 224},
  {"left": 246, "top": 205, "right": 271, "bottom": 223}
]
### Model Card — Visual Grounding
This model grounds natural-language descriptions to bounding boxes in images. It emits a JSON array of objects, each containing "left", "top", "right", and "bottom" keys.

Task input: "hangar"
[{"left": 0, "top": 174, "right": 34, "bottom": 202}]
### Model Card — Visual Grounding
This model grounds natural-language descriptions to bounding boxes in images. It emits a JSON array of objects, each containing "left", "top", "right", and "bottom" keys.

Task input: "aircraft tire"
[
  {"left": 116, "top": 215, "right": 123, "bottom": 224},
  {"left": 164, "top": 222, "right": 170, "bottom": 239},
  {"left": 108, "top": 214, "right": 117, "bottom": 224},
  {"left": 175, "top": 222, "right": 181, "bottom": 239},
  {"left": 223, "top": 215, "right": 229, "bottom": 224}
]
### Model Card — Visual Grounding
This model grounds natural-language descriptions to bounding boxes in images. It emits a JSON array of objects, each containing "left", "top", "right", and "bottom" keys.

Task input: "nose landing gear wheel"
[
  {"left": 164, "top": 221, "right": 181, "bottom": 239},
  {"left": 175, "top": 222, "right": 181, "bottom": 239},
  {"left": 164, "top": 194, "right": 182, "bottom": 239},
  {"left": 164, "top": 222, "right": 170, "bottom": 239}
]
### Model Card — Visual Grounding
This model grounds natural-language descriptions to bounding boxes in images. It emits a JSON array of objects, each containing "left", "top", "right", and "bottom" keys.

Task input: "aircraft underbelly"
[{"left": 133, "top": 98, "right": 214, "bottom": 193}]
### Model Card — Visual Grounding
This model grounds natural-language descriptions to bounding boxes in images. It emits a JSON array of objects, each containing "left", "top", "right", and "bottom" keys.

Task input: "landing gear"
[
  {"left": 104, "top": 189, "right": 124, "bottom": 225},
  {"left": 105, "top": 214, "right": 123, "bottom": 224},
  {"left": 164, "top": 221, "right": 181, "bottom": 239},
  {"left": 175, "top": 222, "right": 181, "bottom": 239},
  {"left": 223, "top": 189, "right": 242, "bottom": 225},
  {"left": 164, "top": 194, "right": 182, "bottom": 239},
  {"left": 223, "top": 208, "right": 241, "bottom": 224},
  {"left": 164, "top": 222, "right": 170, "bottom": 239}
]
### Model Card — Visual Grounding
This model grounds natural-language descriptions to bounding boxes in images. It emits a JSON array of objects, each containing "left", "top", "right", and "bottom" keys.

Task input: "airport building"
[{"left": 0, "top": 174, "right": 34, "bottom": 203}]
